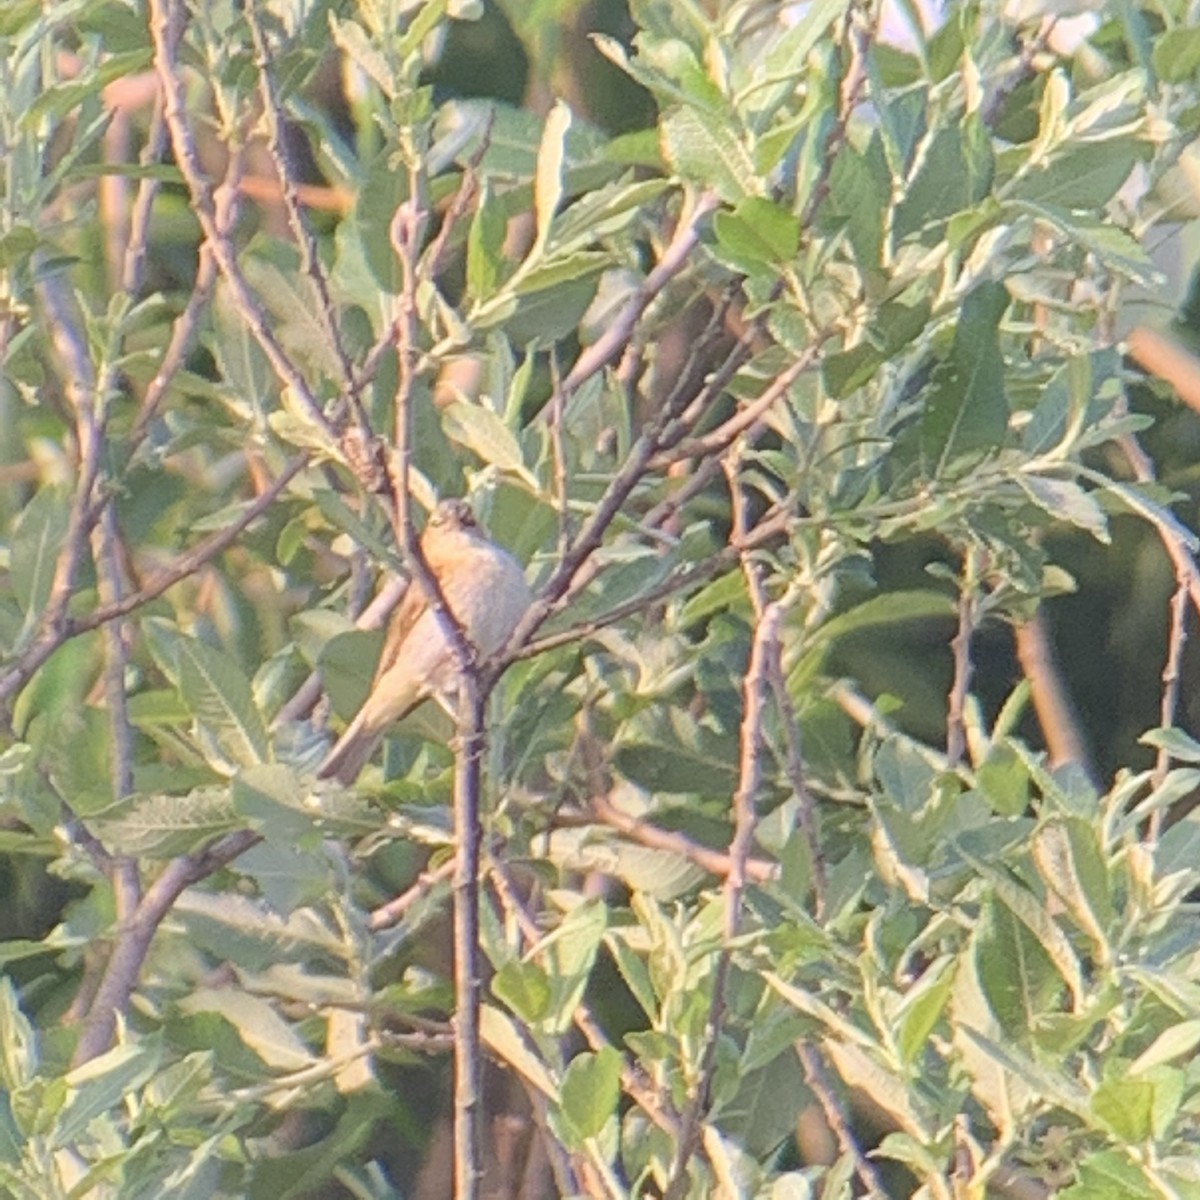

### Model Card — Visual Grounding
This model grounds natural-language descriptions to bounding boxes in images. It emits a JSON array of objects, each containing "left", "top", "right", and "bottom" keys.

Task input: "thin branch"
[
  {"left": 273, "top": 575, "right": 409, "bottom": 728},
  {"left": 798, "top": 2, "right": 872, "bottom": 229},
  {"left": 75, "top": 455, "right": 308, "bottom": 633},
  {"left": 90, "top": 502, "right": 142, "bottom": 922},
  {"left": 557, "top": 190, "right": 719, "bottom": 401},
  {"left": 515, "top": 502, "right": 792, "bottom": 661},
  {"left": 946, "top": 546, "right": 984, "bottom": 769},
  {"left": 119, "top": 58, "right": 172, "bottom": 297},
  {"left": 0, "top": 453, "right": 309, "bottom": 708},
  {"left": 725, "top": 459, "right": 827, "bottom": 917},
  {"left": 558, "top": 795, "right": 777, "bottom": 884},
  {"left": 73, "top": 827, "right": 261, "bottom": 1065},
  {"left": 1114, "top": 433, "right": 1200, "bottom": 619},
  {"left": 1013, "top": 612, "right": 1094, "bottom": 777},
  {"left": 7, "top": 272, "right": 106, "bottom": 725},
  {"left": 368, "top": 857, "right": 455, "bottom": 932},
  {"left": 388, "top": 182, "right": 487, "bottom": 1200},
  {"left": 665, "top": 597, "right": 779, "bottom": 1199},
  {"left": 147, "top": 0, "right": 334, "bottom": 438},
  {"left": 422, "top": 115, "right": 494, "bottom": 283},
  {"left": 245, "top": 1, "right": 361, "bottom": 419},
  {"left": 1151, "top": 578, "right": 1190, "bottom": 836},
  {"left": 451, "top": 682, "right": 487, "bottom": 1200},
  {"left": 796, "top": 1042, "right": 888, "bottom": 1198}
]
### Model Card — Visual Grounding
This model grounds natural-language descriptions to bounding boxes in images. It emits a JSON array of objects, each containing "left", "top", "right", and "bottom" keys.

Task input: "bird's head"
[{"left": 427, "top": 498, "right": 477, "bottom": 534}]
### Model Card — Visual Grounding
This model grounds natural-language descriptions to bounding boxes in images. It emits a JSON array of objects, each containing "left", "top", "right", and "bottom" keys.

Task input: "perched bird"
[{"left": 318, "top": 499, "right": 532, "bottom": 784}]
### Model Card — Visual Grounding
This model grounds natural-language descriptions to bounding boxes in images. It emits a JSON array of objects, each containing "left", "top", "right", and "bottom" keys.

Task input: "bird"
[{"left": 317, "top": 498, "right": 532, "bottom": 784}]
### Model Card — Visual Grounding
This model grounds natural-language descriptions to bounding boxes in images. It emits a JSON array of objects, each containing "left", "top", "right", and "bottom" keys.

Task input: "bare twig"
[
  {"left": 3, "top": 272, "right": 108, "bottom": 730},
  {"left": 451, "top": 680, "right": 487, "bottom": 1200},
  {"left": 90, "top": 502, "right": 142, "bottom": 922},
  {"left": 796, "top": 1042, "right": 888, "bottom": 1198},
  {"left": 273, "top": 575, "right": 409, "bottom": 728},
  {"left": 664, "top": 596, "right": 779, "bottom": 1199},
  {"left": 422, "top": 114, "right": 494, "bottom": 283},
  {"left": 74, "top": 456, "right": 309, "bottom": 633},
  {"left": 516, "top": 501, "right": 792, "bottom": 661},
  {"left": 1114, "top": 433, "right": 1200, "bottom": 618},
  {"left": 560, "top": 794, "right": 777, "bottom": 884},
  {"left": 1151, "top": 579, "right": 1191, "bottom": 834},
  {"left": 246, "top": 0, "right": 363, "bottom": 430},
  {"left": 946, "top": 546, "right": 984, "bottom": 769},
  {"left": 798, "top": 3, "right": 872, "bottom": 229},
  {"left": 557, "top": 190, "right": 719, "bottom": 401},
  {"left": 368, "top": 858, "right": 455, "bottom": 932},
  {"left": 148, "top": 0, "right": 334, "bottom": 438},
  {"left": 388, "top": 188, "right": 487, "bottom": 1200},
  {"left": 73, "top": 828, "right": 261, "bottom": 1065},
  {"left": 1013, "top": 612, "right": 1094, "bottom": 777},
  {"left": 725, "top": 459, "right": 826, "bottom": 916}
]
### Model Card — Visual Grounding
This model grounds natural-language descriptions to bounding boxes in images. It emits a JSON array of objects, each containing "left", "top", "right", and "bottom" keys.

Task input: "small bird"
[{"left": 318, "top": 499, "right": 532, "bottom": 784}]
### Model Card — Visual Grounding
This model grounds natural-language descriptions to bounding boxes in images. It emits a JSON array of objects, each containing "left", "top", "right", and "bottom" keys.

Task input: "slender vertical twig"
[
  {"left": 1013, "top": 612, "right": 1094, "bottom": 778},
  {"left": 147, "top": 0, "right": 334, "bottom": 437},
  {"left": 796, "top": 1042, "right": 888, "bottom": 1198},
  {"left": 663, "top": 470, "right": 779, "bottom": 1196},
  {"left": 946, "top": 546, "right": 984, "bottom": 770},
  {"left": 1150, "top": 578, "right": 1190, "bottom": 837}
]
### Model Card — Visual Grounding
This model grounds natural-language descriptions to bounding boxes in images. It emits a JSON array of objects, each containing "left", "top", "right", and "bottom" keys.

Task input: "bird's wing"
[{"left": 373, "top": 580, "right": 428, "bottom": 682}]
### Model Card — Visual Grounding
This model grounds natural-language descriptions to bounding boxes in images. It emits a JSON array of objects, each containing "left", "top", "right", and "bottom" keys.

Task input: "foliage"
[{"left": 2, "top": 0, "right": 1200, "bottom": 1197}]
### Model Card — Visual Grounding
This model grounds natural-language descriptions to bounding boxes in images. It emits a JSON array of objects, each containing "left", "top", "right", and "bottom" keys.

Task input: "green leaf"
[
  {"left": 480, "top": 1004, "right": 556, "bottom": 1098},
  {"left": 0, "top": 979, "right": 36, "bottom": 1092},
  {"left": 788, "top": 590, "right": 955, "bottom": 692},
  {"left": 971, "top": 893, "right": 1066, "bottom": 1039},
  {"left": 26, "top": 50, "right": 151, "bottom": 123},
  {"left": 175, "top": 635, "right": 270, "bottom": 771},
  {"left": 541, "top": 901, "right": 608, "bottom": 1035},
  {"left": 57, "top": 1039, "right": 161, "bottom": 1147},
  {"left": 759, "top": 0, "right": 849, "bottom": 79},
  {"left": 466, "top": 179, "right": 507, "bottom": 301},
  {"left": 10, "top": 488, "right": 69, "bottom": 629},
  {"left": 1057, "top": 1151, "right": 1159, "bottom": 1200},
  {"left": 328, "top": 14, "right": 394, "bottom": 98},
  {"left": 1130, "top": 1020, "right": 1200, "bottom": 1074},
  {"left": 975, "top": 743, "right": 1030, "bottom": 817},
  {"left": 91, "top": 787, "right": 240, "bottom": 859},
  {"left": 615, "top": 739, "right": 739, "bottom": 796},
  {"left": 660, "top": 105, "right": 756, "bottom": 202},
  {"left": 1090, "top": 1075, "right": 1155, "bottom": 1142},
  {"left": 0, "top": 225, "right": 37, "bottom": 268},
  {"left": 1016, "top": 475, "right": 1109, "bottom": 542},
  {"left": 895, "top": 118, "right": 994, "bottom": 240},
  {"left": 711, "top": 197, "right": 800, "bottom": 270},
  {"left": 1030, "top": 817, "right": 1113, "bottom": 960},
  {"left": 1141, "top": 726, "right": 1200, "bottom": 763},
  {"left": 1013, "top": 139, "right": 1144, "bottom": 210},
  {"left": 604, "top": 930, "right": 659, "bottom": 1019},
  {"left": 491, "top": 962, "right": 552, "bottom": 1024},
  {"left": 895, "top": 956, "right": 956, "bottom": 1067},
  {"left": 232, "top": 764, "right": 314, "bottom": 846},
  {"left": 922, "top": 280, "right": 1010, "bottom": 472},
  {"left": 441, "top": 401, "right": 529, "bottom": 477},
  {"left": 354, "top": 150, "right": 409, "bottom": 293},
  {"left": 179, "top": 989, "right": 316, "bottom": 1072},
  {"left": 1153, "top": 26, "right": 1200, "bottom": 81},
  {"left": 559, "top": 1046, "right": 622, "bottom": 1144},
  {"left": 533, "top": 101, "right": 572, "bottom": 258}
]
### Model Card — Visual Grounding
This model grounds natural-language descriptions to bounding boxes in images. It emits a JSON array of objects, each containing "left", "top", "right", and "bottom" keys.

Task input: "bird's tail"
[{"left": 317, "top": 708, "right": 382, "bottom": 785}]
